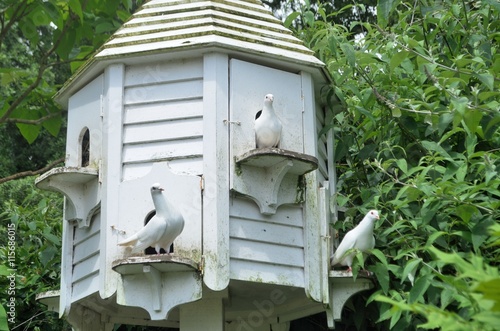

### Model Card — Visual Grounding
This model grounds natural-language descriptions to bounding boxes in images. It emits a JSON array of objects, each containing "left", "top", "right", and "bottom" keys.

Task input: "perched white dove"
[
  {"left": 118, "top": 183, "right": 185, "bottom": 254},
  {"left": 330, "top": 210, "right": 380, "bottom": 272},
  {"left": 255, "top": 94, "right": 282, "bottom": 148}
]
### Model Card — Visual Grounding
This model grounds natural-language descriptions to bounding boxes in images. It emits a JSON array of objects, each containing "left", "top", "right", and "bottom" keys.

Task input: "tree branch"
[
  {"left": 0, "top": 157, "right": 65, "bottom": 185},
  {"left": 0, "top": 3, "right": 79, "bottom": 124},
  {"left": 0, "top": 2, "right": 31, "bottom": 49},
  {"left": 5, "top": 111, "right": 63, "bottom": 125}
]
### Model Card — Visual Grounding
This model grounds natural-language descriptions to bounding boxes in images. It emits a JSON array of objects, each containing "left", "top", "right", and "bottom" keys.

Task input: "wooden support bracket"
[
  {"left": 327, "top": 271, "right": 374, "bottom": 329},
  {"left": 112, "top": 255, "right": 202, "bottom": 320},
  {"left": 35, "top": 167, "right": 100, "bottom": 228},
  {"left": 143, "top": 265, "right": 162, "bottom": 311},
  {"left": 233, "top": 148, "right": 318, "bottom": 215}
]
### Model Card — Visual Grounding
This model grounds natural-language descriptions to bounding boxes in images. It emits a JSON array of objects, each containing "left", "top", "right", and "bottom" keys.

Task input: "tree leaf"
[
  {"left": 396, "top": 158, "right": 408, "bottom": 174},
  {"left": 0, "top": 265, "right": 12, "bottom": 276},
  {"left": 390, "top": 50, "right": 409, "bottom": 72},
  {"left": 389, "top": 307, "right": 402, "bottom": 329},
  {"left": 16, "top": 123, "right": 41, "bottom": 144},
  {"left": 0, "top": 304, "right": 9, "bottom": 331},
  {"left": 463, "top": 110, "right": 483, "bottom": 134},
  {"left": 440, "top": 287, "right": 455, "bottom": 309},
  {"left": 358, "top": 143, "right": 377, "bottom": 160},
  {"left": 304, "top": 11, "right": 315, "bottom": 27},
  {"left": 438, "top": 113, "right": 454, "bottom": 136},
  {"left": 40, "top": 1, "right": 63, "bottom": 28},
  {"left": 39, "top": 246, "right": 58, "bottom": 267},
  {"left": 19, "top": 17, "right": 39, "bottom": 45},
  {"left": 284, "top": 11, "right": 300, "bottom": 28},
  {"left": 401, "top": 259, "right": 420, "bottom": 285},
  {"left": 340, "top": 42, "right": 356, "bottom": 68},
  {"left": 96, "top": 22, "right": 116, "bottom": 34},
  {"left": 377, "top": 0, "right": 398, "bottom": 28},
  {"left": 372, "top": 262, "right": 390, "bottom": 295},
  {"left": 456, "top": 204, "right": 478, "bottom": 224},
  {"left": 483, "top": 0, "right": 500, "bottom": 11},
  {"left": 370, "top": 248, "right": 389, "bottom": 267},
  {"left": 43, "top": 232, "right": 61, "bottom": 246},
  {"left": 392, "top": 107, "right": 402, "bottom": 118},
  {"left": 421, "top": 140, "right": 454, "bottom": 162},
  {"left": 42, "top": 114, "right": 62, "bottom": 137},
  {"left": 474, "top": 72, "right": 494, "bottom": 91},
  {"left": 426, "top": 231, "right": 446, "bottom": 246},
  {"left": 55, "top": 28, "right": 76, "bottom": 60},
  {"left": 473, "top": 278, "right": 500, "bottom": 311},
  {"left": 69, "top": 0, "right": 84, "bottom": 23},
  {"left": 471, "top": 219, "right": 494, "bottom": 252},
  {"left": 451, "top": 97, "right": 468, "bottom": 115},
  {"left": 409, "top": 275, "right": 430, "bottom": 303}
]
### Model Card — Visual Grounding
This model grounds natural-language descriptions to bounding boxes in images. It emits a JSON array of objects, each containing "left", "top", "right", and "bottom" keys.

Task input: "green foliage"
[
  {"left": 266, "top": 0, "right": 376, "bottom": 35},
  {"left": 0, "top": 123, "right": 66, "bottom": 177},
  {"left": 0, "top": 178, "right": 69, "bottom": 330},
  {"left": 288, "top": 0, "right": 500, "bottom": 329},
  {"left": 0, "top": 0, "right": 144, "bottom": 145},
  {"left": 375, "top": 246, "right": 500, "bottom": 331}
]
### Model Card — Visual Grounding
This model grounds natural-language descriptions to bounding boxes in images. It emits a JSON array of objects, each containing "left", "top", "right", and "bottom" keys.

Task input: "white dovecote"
[{"left": 35, "top": 1, "right": 373, "bottom": 330}]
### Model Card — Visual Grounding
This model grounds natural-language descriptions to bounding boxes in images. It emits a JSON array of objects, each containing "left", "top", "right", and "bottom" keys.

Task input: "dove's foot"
[{"left": 360, "top": 269, "right": 373, "bottom": 276}]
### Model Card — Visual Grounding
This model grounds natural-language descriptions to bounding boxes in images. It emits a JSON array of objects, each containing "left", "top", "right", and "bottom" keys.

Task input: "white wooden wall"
[
  {"left": 66, "top": 75, "right": 103, "bottom": 167},
  {"left": 61, "top": 75, "right": 103, "bottom": 314},
  {"left": 72, "top": 213, "right": 101, "bottom": 302},
  {"left": 229, "top": 59, "right": 304, "bottom": 157},
  {"left": 122, "top": 58, "right": 204, "bottom": 180},
  {"left": 229, "top": 197, "right": 305, "bottom": 287},
  {"left": 116, "top": 162, "right": 202, "bottom": 261},
  {"left": 59, "top": 53, "right": 333, "bottom": 317}
]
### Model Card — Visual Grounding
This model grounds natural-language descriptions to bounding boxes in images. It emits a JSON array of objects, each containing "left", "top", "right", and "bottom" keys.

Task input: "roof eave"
[{"left": 55, "top": 40, "right": 331, "bottom": 108}]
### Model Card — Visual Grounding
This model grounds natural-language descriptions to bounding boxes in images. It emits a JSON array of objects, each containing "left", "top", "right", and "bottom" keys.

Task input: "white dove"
[
  {"left": 118, "top": 183, "right": 185, "bottom": 254},
  {"left": 330, "top": 210, "right": 380, "bottom": 272},
  {"left": 255, "top": 94, "right": 282, "bottom": 148}
]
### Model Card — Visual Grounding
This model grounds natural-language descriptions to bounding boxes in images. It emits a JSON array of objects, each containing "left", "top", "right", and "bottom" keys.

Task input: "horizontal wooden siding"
[
  {"left": 72, "top": 213, "right": 100, "bottom": 302},
  {"left": 122, "top": 58, "right": 204, "bottom": 180},
  {"left": 229, "top": 197, "right": 305, "bottom": 287}
]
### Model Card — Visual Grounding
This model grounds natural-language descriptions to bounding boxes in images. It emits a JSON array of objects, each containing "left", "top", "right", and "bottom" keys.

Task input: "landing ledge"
[
  {"left": 35, "top": 166, "right": 98, "bottom": 188},
  {"left": 236, "top": 148, "right": 318, "bottom": 176},
  {"left": 112, "top": 255, "right": 199, "bottom": 275},
  {"left": 36, "top": 290, "right": 60, "bottom": 313},
  {"left": 329, "top": 270, "right": 374, "bottom": 278}
]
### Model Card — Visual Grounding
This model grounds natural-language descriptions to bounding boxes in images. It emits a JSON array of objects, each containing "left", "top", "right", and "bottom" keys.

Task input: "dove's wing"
[
  {"left": 119, "top": 216, "right": 167, "bottom": 252},
  {"left": 330, "top": 210, "right": 379, "bottom": 269},
  {"left": 331, "top": 229, "right": 358, "bottom": 265},
  {"left": 158, "top": 213, "right": 185, "bottom": 252}
]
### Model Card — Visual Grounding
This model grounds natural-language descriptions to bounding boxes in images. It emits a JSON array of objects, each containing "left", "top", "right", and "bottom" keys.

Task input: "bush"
[
  {"left": 0, "top": 178, "right": 69, "bottom": 330},
  {"left": 289, "top": 0, "right": 500, "bottom": 329}
]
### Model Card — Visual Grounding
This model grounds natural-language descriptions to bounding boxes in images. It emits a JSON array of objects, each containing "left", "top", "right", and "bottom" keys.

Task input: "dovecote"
[{"left": 36, "top": 1, "right": 372, "bottom": 330}]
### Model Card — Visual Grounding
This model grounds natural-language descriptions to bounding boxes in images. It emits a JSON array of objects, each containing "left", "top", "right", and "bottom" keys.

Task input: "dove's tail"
[
  {"left": 330, "top": 255, "right": 339, "bottom": 266},
  {"left": 118, "top": 234, "right": 138, "bottom": 246},
  {"left": 128, "top": 241, "right": 152, "bottom": 254}
]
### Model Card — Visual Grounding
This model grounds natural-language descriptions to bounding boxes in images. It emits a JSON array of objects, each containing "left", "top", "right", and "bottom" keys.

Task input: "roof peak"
[
  {"left": 95, "top": 0, "right": 322, "bottom": 67},
  {"left": 55, "top": 0, "right": 328, "bottom": 106}
]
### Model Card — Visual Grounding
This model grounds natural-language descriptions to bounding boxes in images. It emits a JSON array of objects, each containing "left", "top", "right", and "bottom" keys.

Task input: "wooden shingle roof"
[
  {"left": 56, "top": 0, "right": 328, "bottom": 106},
  {"left": 96, "top": 0, "right": 323, "bottom": 66}
]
